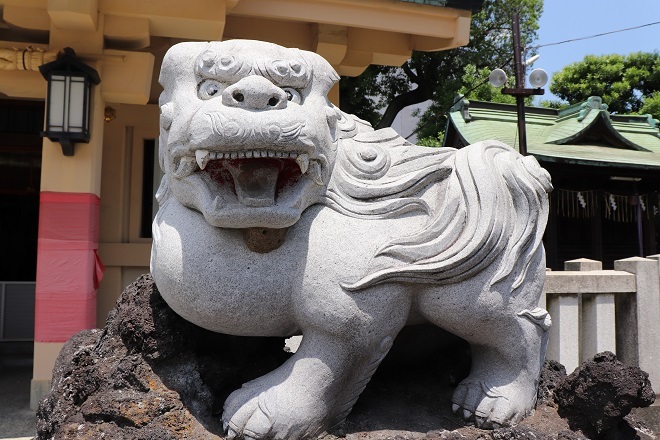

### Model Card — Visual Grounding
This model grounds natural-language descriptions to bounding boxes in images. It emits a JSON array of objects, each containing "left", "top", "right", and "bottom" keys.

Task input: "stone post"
[
  {"left": 564, "top": 259, "right": 616, "bottom": 363},
  {"left": 614, "top": 257, "right": 660, "bottom": 392},
  {"left": 546, "top": 293, "right": 579, "bottom": 373}
]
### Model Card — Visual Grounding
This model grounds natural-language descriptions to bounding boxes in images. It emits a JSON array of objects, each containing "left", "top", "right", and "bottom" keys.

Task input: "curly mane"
[{"left": 325, "top": 131, "right": 552, "bottom": 291}]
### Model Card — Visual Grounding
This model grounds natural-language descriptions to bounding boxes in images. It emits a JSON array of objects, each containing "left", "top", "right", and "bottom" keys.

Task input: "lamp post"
[
  {"left": 490, "top": 13, "right": 547, "bottom": 156},
  {"left": 39, "top": 47, "right": 101, "bottom": 156}
]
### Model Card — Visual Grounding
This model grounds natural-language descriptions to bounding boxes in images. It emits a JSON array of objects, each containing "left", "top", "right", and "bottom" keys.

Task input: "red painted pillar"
[{"left": 34, "top": 191, "right": 104, "bottom": 342}]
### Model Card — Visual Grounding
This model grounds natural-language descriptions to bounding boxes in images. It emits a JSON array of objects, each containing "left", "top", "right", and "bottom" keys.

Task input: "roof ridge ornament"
[
  {"left": 451, "top": 94, "right": 472, "bottom": 122},
  {"left": 577, "top": 96, "right": 608, "bottom": 122}
]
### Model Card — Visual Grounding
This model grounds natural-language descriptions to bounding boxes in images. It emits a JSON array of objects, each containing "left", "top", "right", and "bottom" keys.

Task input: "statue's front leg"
[
  {"left": 223, "top": 332, "right": 358, "bottom": 439},
  {"left": 223, "top": 287, "right": 412, "bottom": 440}
]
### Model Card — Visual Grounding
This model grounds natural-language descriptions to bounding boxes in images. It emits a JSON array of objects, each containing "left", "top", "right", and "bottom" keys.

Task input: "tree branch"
[
  {"left": 376, "top": 86, "right": 433, "bottom": 129},
  {"left": 402, "top": 62, "right": 419, "bottom": 83}
]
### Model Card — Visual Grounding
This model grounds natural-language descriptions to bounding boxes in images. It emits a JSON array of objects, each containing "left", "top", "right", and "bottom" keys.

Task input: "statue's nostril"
[
  {"left": 233, "top": 92, "right": 244, "bottom": 103},
  {"left": 268, "top": 97, "right": 279, "bottom": 107}
]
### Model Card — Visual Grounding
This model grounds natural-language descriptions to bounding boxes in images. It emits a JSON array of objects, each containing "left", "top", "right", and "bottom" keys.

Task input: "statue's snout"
[{"left": 222, "top": 75, "right": 288, "bottom": 110}]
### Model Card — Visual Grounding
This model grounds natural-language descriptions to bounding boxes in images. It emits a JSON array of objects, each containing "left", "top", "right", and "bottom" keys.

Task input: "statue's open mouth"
[{"left": 172, "top": 148, "right": 324, "bottom": 208}]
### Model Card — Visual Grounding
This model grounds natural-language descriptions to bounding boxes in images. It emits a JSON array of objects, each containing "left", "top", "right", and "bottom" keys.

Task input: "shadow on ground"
[{"left": 0, "top": 342, "right": 35, "bottom": 439}]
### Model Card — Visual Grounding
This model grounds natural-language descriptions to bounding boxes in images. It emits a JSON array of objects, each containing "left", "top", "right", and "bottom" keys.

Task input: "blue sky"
[
  {"left": 534, "top": 0, "right": 660, "bottom": 102},
  {"left": 393, "top": 1, "right": 660, "bottom": 139}
]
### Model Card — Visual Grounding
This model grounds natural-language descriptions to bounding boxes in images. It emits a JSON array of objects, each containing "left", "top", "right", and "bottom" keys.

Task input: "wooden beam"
[
  {"left": 2, "top": 4, "right": 50, "bottom": 31},
  {"left": 98, "top": 0, "right": 226, "bottom": 40},
  {"left": 101, "top": 50, "right": 155, "bottom": 105},
  {"left": 223, "top": 16, "right": 314, "bottom": 50},
  {"left": 104, "top": 15, "right": 150, "bottom": 50},
  {"left": 229, "top": 0, "right": 470, "bottom": 40},
  {"left": 47, "top": 0, "right": 98, "bottom": 32}
]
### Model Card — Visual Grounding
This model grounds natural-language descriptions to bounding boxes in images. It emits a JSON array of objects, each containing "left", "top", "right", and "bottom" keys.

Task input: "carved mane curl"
[{"left": 325, "top": 130, "right": 552, "bottom": 291}]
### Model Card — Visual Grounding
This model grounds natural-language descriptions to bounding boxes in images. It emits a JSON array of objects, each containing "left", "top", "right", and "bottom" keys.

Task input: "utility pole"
[{"left": 501, "top": 13, "right": 545, "bottom": 156}]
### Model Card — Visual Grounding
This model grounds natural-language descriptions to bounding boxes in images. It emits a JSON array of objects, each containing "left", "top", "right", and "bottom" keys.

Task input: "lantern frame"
[{"left": 39, "top": 47, "right": 101, "bottom": 156}]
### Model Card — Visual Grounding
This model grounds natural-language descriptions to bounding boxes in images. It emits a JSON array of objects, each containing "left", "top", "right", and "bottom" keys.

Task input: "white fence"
[
  {"left": 0, "top": 281, "right": 35, "bottom": 341},
  {"left": 540, "top": 256, "right": 660, "bottom": 393}
]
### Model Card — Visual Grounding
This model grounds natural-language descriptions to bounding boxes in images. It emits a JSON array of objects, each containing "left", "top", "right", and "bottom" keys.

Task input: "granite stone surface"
[{"left": 150, "top": 39, "right": 554, "bottom": 439}]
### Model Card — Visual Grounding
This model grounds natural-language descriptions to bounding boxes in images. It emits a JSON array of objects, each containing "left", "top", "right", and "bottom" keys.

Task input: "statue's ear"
[
  {"left": 159, "top": 42, "right": 210, "bottom": 90},
  {"left": 302, "top": 51, "right": 339, "bottom": 96}
]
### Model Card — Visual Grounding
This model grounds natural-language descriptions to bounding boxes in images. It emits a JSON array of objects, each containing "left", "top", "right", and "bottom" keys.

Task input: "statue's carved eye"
[
  {"left": 283, "top": 87, "right": 301, "bottom": 104},
  {"left": 198, "top": 79, "right": 225, "bottom": 100}
]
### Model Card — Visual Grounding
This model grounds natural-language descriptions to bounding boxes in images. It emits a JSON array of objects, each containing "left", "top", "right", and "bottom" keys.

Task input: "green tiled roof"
[
  {"left": 446, "top": 96, "right": 660, "bottom": 170},
  {"left": 399, "top": 0, "right": 484, "bottom": 11}
]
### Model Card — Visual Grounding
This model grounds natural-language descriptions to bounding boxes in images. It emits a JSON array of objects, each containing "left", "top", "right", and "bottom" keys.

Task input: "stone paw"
[
  {"left": 222, "top": 383, "right": 327, "bottom": 440},
  {"left": 451, "top": 378, "right": 533, "bottom": 429}
]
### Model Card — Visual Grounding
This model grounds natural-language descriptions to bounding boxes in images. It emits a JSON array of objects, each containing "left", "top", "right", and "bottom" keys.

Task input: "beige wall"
[{"left": 97, "top": 104, "right": 158, "bottom": 325}]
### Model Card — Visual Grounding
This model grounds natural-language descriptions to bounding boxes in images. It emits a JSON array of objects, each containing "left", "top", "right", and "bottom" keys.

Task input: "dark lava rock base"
[
  {"left": 556, "top": 351, "right": 655, "bottom": 438},
  {"left": 36, "top": 275, "right": 656, "bottom": 439}
]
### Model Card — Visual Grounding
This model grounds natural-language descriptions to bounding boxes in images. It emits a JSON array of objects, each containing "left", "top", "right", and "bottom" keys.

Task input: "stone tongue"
[{"left": 224, "top": 160, "right": 280, "bottom": 207}]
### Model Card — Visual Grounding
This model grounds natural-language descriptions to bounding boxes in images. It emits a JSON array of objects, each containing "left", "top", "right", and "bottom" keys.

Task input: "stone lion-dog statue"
[{"left": 151, "top": 39, "right": 553, "bottom": 439}]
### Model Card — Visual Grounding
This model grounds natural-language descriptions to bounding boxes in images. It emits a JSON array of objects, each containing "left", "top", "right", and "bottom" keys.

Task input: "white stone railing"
[{"left": 540, "top": 256, "right": 660, "bottom": 393}]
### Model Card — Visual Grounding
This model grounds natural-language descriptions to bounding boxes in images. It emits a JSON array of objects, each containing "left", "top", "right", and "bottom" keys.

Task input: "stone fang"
[
  {"left": 174, "top": 156, "right": 197, "bottom": 178},
  {"left": 296, "top": 153, "right": 309, "bottom": 174},
  {"left": 308, "top": 160, "right": 324, "bottom": 185},
  {"left": 196, "top": 150, "right": 211, "bottom": 170}
]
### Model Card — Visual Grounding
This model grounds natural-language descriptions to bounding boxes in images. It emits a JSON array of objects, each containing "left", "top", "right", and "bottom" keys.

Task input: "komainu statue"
[{"left": 151, "top": 40, "right": 553, "bottom": 440}]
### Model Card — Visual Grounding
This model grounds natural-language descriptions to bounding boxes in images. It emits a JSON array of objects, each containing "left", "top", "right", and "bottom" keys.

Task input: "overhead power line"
[
  {"left": 529, "top": 20, "right": 660, "bottom": 50},
  {"left": 403, "top": 19, "right": 660, "bottom": 142}
]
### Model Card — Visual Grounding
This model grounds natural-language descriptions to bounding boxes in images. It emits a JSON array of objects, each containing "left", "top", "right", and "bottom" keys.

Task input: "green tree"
[
  {"left": 641, "top": 94, "right": 660, "bottom": 121},
  {"left": 549, "top": 52, "right": 660, "bottom": 117},
  {"left": 339, "top": 0, "right": 543, "bottom": 139}
]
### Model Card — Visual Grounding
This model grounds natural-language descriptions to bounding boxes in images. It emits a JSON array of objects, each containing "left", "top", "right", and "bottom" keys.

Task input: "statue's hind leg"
[
  {"left": 418, "top": 257, "right": 549, "bottom": 428},
  {"left": 449, "top": 308, "right": 549, "bottom": 428},
  {"left": 222, "top": 286, "right": 411, "bottom": 440}
]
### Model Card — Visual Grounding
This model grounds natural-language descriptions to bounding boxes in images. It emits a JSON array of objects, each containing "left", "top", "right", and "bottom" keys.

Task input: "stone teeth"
[
  {"left": 198, "top": 149, "right": 308, "bottom": 161},
  {"left": 296, "top": 153, "right": 309, "bottom": 174},
  {"left": 195, "top": 150, "right": 211, "bottom": 170},
  {"left": 174, "top": 156, "right": 197, "bottom": 178},
  {"left": 308, "top": 160, "right": 324, "bottom": 185}
]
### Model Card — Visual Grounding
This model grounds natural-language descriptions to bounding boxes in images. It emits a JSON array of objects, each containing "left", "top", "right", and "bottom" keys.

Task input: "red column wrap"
[{"left": 34, "top": 191, "right": 105, "bottom": 342}]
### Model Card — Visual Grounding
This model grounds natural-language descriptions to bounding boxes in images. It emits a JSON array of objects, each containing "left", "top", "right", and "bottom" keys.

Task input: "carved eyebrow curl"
[{"left": 195, "top": 49, "right": 313, "bottom": 90}]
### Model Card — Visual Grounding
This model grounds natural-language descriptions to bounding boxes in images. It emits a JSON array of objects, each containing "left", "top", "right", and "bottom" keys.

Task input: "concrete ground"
[{"left": 0, "top": 343, "right": 35, "bottom": 440}]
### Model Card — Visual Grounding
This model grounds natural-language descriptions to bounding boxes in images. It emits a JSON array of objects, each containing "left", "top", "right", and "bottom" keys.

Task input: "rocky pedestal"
[
  {"left": 36, "top": 274, "right": 288, "bottom": 439},
  {"left": 37, "top": 275, "right": 657, "bottom": 439},
  {"left": 556, "top": 351, "right": 656, "bottom": 438}
]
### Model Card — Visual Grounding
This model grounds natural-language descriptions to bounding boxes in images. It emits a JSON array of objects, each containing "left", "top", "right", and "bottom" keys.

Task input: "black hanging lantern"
[{"left": 39, "top": 47, "right": 101, "bottom": 156}]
